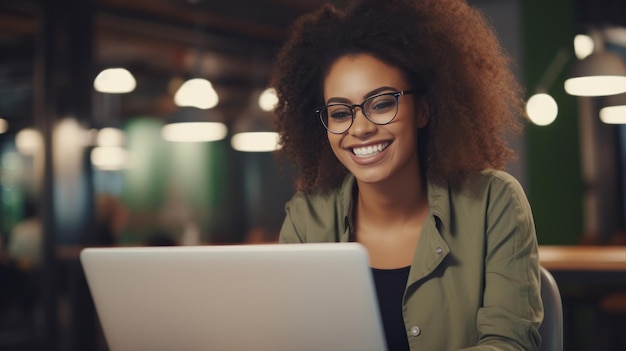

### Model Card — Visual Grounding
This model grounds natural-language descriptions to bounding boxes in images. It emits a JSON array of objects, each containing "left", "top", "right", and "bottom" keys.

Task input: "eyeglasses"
[{"left": 315, "top": 90, "right": 416, "bottom": 134}]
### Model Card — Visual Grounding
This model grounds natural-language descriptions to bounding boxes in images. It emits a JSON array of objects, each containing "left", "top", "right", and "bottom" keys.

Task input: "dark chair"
[{"left": 539, "top": 266, "right": 563, "bottom": 351}]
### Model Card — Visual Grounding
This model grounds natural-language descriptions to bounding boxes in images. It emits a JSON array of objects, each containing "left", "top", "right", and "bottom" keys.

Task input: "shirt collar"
[
  {"left": 426, "top": 180, "right": 450, "bottom": 232},
  {"left": 339, "top": 174, "right": 451, "bottom": 235}
]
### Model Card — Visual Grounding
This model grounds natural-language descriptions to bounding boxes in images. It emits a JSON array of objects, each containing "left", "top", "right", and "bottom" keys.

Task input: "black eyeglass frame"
[{"left": 315, "top": 89, "right": 417, "bottom": 134}]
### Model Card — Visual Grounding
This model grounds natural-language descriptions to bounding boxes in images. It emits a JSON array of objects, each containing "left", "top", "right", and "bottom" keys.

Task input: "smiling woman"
[{"left": 272, "top": 0, "right": 542, "bottom": 350}]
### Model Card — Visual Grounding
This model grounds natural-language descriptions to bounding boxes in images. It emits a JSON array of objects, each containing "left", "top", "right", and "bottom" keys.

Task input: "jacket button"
[
  {"left": 436, "top": 247, "right": 443, "bottom": 254},
  {"left": 410, "top": 325, "right": 421, "bottom": 337}
]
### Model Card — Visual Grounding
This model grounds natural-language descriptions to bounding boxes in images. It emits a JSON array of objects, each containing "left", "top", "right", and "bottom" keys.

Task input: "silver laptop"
[{"left": 80, "top": 242, "right": 387, "bottom": 351}]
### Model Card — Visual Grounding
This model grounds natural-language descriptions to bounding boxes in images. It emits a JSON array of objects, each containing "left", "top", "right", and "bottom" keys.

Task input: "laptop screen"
[{"left": 80, "top": 243, "right": 387, "bottom": 351}]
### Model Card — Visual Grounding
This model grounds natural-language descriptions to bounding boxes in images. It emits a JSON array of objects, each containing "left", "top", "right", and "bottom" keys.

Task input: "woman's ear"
[{"left": 415, "top": 97, "right": 430, "bottom": 128}]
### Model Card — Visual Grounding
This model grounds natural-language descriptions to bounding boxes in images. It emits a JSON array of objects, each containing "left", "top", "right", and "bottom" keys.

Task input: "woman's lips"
[{"left": 351, "top": 142, "right": 390, "bottom": 158}]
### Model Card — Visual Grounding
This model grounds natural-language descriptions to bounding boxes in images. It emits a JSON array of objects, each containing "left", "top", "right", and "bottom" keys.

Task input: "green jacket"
[{"left": 279, "top": 170, "right": 543, "bottom": 351}]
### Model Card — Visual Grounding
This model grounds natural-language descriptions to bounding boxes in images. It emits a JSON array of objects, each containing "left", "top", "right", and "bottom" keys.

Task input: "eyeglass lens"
[{"left": 319, "top": 93, "right": 400, "bottom": 133}]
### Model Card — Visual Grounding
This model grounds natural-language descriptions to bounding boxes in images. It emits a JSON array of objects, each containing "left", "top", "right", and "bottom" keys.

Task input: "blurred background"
[{"left": 1, "top": 0, "right": 626, "bottom": 350}]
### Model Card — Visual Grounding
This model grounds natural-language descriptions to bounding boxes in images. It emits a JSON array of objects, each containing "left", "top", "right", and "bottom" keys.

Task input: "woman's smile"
[{"left": 351, "top": 141, "right": 390, "bottom": 158}]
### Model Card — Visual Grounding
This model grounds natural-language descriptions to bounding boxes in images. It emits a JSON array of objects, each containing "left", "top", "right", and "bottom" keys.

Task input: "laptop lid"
[{"left": 80, "top": 242, "right": 387, "bottom": 351}]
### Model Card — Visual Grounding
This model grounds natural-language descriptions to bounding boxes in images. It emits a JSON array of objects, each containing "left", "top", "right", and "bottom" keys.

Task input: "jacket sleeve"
[{"left": 461, "top": 174, "right": 543, "bottom": 351}]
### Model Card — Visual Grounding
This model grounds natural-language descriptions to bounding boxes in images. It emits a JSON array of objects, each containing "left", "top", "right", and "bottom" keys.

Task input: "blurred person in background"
[
  {"left": 8, "top": 199, "right": 41, "bottom": 271},
  {"left": 2, "top": 198, "right": 41, "bottom": 322},
  {"left": 93, "top": 193, "right": 128, "bottom": 246}
]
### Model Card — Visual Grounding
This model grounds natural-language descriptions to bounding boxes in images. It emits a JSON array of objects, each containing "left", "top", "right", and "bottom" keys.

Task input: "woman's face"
[{"left": 322, "top": 53, "right": 428, "bottom": 186}]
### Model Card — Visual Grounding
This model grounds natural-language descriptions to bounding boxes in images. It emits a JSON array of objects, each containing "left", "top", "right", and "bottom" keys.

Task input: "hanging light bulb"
[
  {"left": 15, "top": 128, "right": 43, "bottom": 155},
  {"left": 0, "top": 118, "right": 8, "bottom": 134},
  {"left": 258, "top": 88, "right": 279, "bottom": 112},
  {"left": 599, "top": 93, "right": 626, "bottom": 124},
  {"left": 526, "top": 93, "right": 558, "bottom": 126},
  {"left": 161, "top": 106, "right": 227, "bottom": 142},
  {"left": 93, "top": 68, "right": 136, "bottom": 93},
  {"left": 162, "top": 122, "right": 227, "bottom": 142},
  {"left": 573, "top": 34, "right": 594, "bottom": 60},
  {"left": 97, "top": 127, "right": 126, "bottom": 147},
  {"left": 231, "top": 132, "right": 281, "bottom": 152},
  {"left": 600, "top": 106, "right": 626, "bottom": 124},
  {"left": 91, "top": 146, "right": 129, "bottom": 170},
  {"left": 231, "top": 89, "right": 281, "bottom": 152},
  {"left": 174, "top": 78, "right": 219, "bottom": 109}
]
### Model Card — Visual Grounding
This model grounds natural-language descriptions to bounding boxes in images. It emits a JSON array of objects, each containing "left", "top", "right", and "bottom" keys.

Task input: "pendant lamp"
[
  {"left": 564, "top": 41, "right": 626, "bottom": 97},
  {"left": 162, "top": 106, "right": 227, "bottom": 143}
]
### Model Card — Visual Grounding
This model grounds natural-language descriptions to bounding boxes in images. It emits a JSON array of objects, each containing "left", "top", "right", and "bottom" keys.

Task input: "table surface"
[
  {"left": 539, "top": 245, "right": 626, "bottom": 271},
  {"left": 59, "top": 244, "right": 626, "bottom": 271}
]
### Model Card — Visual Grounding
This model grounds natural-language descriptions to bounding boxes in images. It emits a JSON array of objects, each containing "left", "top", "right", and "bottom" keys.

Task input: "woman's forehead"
[{"left": 323, "top": 54, "right": 408, "bottom": 99}]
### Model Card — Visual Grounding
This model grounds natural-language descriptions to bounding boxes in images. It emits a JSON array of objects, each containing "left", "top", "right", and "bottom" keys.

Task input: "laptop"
[{"left": 80, "top": 242, "right": 387, "bottom": 351}]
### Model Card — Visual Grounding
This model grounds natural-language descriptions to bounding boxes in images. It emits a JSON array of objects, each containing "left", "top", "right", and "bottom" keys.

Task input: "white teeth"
[{"left": 352, "top": 142, "right": 389, "bottom": 157}]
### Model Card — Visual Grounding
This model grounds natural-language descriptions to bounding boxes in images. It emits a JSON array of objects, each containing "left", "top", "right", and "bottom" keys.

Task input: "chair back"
[{"left": 538, "top": 266, "right": 563, "bottom": 351}]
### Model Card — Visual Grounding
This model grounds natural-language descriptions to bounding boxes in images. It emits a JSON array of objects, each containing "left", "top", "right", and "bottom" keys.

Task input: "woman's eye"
[
  {"left": 371, "top": 98, "right": 395, "bottom": 112},
  {"left": 329, "top": 109, "right": 352, "bottom": 119}
]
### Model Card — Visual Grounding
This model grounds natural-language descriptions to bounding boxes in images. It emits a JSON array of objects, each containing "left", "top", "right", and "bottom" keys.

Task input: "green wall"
[{"left": 523, "top": 0, "right": 584, "bottom": 245}]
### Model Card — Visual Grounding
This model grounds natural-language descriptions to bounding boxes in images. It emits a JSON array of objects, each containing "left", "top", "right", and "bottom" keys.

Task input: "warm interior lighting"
[
  {"left": 258, "top": 88, "right": 279, "bottom": 112},
  {"left": 231, "top": 132, "right": 281, "bottom": 152},
  {"left": 97, "top": 127, "right": 125, "bottom": 147},
  {"left": 162, "top": 107, "right": 227, "bottom": 142},
  {"left": 0, "top": 118, "right": 7, "bottom": 134},
  {"left": 161, "top": 122, "right": 227, "bottom": 142},
  {"left": 174, "top": 78, "right": 219, "bottom": 109},
  {"left": 599, "top": 105, "right": 626, "bottom": 124},
  {"left": 231, "top": 107, "right": 280, "bottom": 152},
  {"left": 564, "top": 76, "right": 626, "bottom": 97},
  {"left": 574, "top": 34, "right": 594, "bottom": 60},
  {"left": 91, "top": 146, "right": 129, "bottom": 170},
  {"left": 94, "top": 68, "right": 136, "bottom": 93},
  {"left": 15, "top": 128, "right": 43, "bottom": 155},
  {"left": 564, "top": 51, "right": 626, "bottom": 97},
  {"left": 526, "top": 93, "right": 558, "bottom": 126}
]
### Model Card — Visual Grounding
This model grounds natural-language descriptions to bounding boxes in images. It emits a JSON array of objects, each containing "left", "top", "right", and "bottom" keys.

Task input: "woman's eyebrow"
[
  {"left": 363, "top": 86, "right": 397, "bottom": 99},
  {"left": 325, "top": 86, "right": 398, "bottom": 104},
  {"left": 326, "top": 96, "right": 351, "bottom": 104}
]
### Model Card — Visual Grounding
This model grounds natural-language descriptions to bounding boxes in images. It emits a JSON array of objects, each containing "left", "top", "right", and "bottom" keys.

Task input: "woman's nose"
[{"left": 348, "top": 108, "right": 376, "bottom": 137}]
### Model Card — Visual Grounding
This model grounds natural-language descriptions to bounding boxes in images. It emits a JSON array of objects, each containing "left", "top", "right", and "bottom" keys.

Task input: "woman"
[{"left": 271, "top": 0, "right": 543, "bottom": 350}]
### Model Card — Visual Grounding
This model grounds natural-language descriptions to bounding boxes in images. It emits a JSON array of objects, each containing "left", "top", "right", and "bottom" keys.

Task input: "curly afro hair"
[{"left": 271, "top": 0, "right": 525, "bottom": 193}]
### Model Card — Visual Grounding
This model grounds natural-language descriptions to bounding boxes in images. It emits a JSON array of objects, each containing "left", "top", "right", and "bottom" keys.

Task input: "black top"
[{"left": 371, "top": 266, "right": 411, "bottom": 351}]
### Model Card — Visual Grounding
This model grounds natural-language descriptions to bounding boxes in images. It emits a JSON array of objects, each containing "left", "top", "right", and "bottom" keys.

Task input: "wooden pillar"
[
  {"left": 34, "top": 0, "right": 97, "bottom": 349},
  {"left": 34, "top": 0, "right": 60, "bottom": 349}
]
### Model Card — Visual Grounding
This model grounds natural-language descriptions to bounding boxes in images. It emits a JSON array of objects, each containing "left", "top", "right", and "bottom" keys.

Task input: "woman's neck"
[
  {"left": 355, "top": 168, "right": 428, "bottom": 226},
  {"left": 353, "top": 166, "right": 429, "bottom": 268}
]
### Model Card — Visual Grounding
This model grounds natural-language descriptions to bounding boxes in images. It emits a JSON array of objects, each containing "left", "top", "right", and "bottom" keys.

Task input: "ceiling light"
[
  {"left": 231, "top": 109, "right": 281, "bottom": 152},
  {"left": 231, "top": 132, "right": 281, "bottom": 152},
  {"left": 599, "top": 93, "right": 626, "bottom": 124},
  {"left": 258, "top": 88, "right": 278, "bottom": 112},
  {"left": 564, "top": 50, "right": 626, "bottom": 97},
  {"left": 0, "top": 118, "right": 7, "bottom": 134},
  {"left": 97, "top": 127, "right": 125, "bottom": 147},
  {"left": 599, "top": 106, "right": 626, "bottom": 124},
  {"left": 161, "top": 107, "right": 227, "bottom": 142},
  {"left": 574, "top": 34, "right": 594, "bottom": 60},
  {"left": 91, "top": 146, "right": 129, "bottom": 170},
  {"left": 174, "top": 78, "right": 219, "bottom": 109},
  {"left": 94, "top": 68, "right": 136, "bottom": 93},
  {"left": 15, "top": 128, "right": 43, "bottom": 155},
  {"left": 162, "top": 122, "right": 227, "bottom": 143},
  {"left": 526, "top": 93, "right": 558, "bottom": 126}
]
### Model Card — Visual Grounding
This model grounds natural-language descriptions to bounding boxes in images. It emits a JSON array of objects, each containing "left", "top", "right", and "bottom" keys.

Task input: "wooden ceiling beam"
[{"left": 99, "top": 0, "right": 286, "bottom": 42}]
